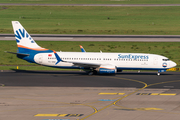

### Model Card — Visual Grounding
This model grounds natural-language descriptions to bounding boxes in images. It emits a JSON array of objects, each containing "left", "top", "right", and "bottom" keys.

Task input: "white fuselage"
[{"left": 34, "top": 52, "right": 176, "bottom": 70}]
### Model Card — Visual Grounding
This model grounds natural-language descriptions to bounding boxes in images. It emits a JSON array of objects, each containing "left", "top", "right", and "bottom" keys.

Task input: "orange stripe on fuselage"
[{"left": 18, "top": 45, "right": 49, "bottom": 51}]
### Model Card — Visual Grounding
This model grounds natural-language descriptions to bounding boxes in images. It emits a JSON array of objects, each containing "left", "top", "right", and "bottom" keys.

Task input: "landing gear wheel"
[
  {"left": 157, "top": 72, "right": 160, "bottom": 76},
  {"left": 93, "top": 70, "right": 97, "bottom": 75},
  {"left": 88, "top": 72, "right": 93, "bottom": 75},
  {"left": 87, "top": 70, "right": 97, "bottom": 75}
]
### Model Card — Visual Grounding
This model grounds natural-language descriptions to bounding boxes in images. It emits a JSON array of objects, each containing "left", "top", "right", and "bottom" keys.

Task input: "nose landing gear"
[
  {"left": 157, "top": 70, "right": 166, "bottom": 76},
  {"left": 157, "top": 72, "right": 160, "bottom": 76}
]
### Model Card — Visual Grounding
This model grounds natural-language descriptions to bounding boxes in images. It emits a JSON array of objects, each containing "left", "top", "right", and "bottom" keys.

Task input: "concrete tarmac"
[
  {"left": 0, "top": 71, "right": 180, "bottom": 120},
  {"left": 1, "top": 34, "right": 180, "bottom": 42}
]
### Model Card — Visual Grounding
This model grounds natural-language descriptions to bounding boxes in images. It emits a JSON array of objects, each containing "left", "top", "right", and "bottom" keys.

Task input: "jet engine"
[{"left": 96, "top": 65, "right": 117, "bottom": 74}]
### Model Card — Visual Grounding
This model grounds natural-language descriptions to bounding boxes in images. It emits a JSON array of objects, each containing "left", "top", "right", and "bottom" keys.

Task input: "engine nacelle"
[{"left": 96, "top": 65, "right": 117, "bottom": 74}]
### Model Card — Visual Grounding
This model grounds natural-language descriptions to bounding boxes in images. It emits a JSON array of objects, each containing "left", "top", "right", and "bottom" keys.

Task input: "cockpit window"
[{"left": 162, "top": 59, "right": 170, "bottom": 61}]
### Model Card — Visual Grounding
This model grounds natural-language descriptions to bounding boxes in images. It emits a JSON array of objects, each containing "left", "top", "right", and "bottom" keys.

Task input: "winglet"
[
  {"left": 53, "top": 50, "right": 62, "bottom": 65},
  {"left": 79, "top": 45, "right": 86, "bottom": 52}
]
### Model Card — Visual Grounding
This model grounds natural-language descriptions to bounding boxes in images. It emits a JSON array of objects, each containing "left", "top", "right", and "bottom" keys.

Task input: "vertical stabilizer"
[{"left": 12, "top": 21, "right": 48, "bottom": 52}]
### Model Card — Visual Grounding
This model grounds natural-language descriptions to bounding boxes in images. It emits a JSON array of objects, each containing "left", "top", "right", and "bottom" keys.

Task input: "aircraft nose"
[{"left": 170, "top": 61, "right": 177, "bottom": 67}]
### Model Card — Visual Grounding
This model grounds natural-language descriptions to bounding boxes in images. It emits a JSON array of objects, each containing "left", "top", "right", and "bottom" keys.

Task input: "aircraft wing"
[
  {"left": 71, "top": 61, "right": 100, "bottom": 68},
  {"left": 79, "top": 45, "right": 86, "bottom": 52},
  {"left": 53, "top": 50, "right": 101, "bottom": 68}
]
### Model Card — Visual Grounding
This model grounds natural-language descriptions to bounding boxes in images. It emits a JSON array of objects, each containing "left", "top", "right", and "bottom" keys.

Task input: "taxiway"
[{"left": 0, "top": 71, "right": 180, "bottom": 120}]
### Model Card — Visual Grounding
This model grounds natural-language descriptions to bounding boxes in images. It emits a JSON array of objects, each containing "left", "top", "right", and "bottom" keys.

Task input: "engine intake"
[{"left": 97, "top": 65, "right": 117, "bottom": 74}]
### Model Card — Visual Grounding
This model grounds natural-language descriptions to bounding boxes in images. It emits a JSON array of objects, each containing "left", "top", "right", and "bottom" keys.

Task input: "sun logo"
[
  {"left": 15, "top": 29, "right": 34, "bottom": 43},
  {"left": 162, "top": 63, "right": 167, "bottom": 67}
]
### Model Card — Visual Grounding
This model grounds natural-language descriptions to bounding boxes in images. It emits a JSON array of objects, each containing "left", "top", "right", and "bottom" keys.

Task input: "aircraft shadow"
[
  {"left": 11, "top": 69, "right": 174, "bottom": 76},
  {"left": 116, "top": 72, "right": 173, "bottom": 76},
  {"left": 11, "top": 69, "right": 87, "bottom": 75}
]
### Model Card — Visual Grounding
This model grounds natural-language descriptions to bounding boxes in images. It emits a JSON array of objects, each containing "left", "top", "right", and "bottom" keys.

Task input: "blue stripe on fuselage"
[
  {"left": 116, "top": 67, "right": 167, "bottom": 70},
  {"left": 17, "top": 47, "right": 53, "bottom": 63}
]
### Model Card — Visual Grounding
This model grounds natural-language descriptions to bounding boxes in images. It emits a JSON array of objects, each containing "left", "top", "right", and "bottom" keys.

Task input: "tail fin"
[{"left": 12, "top": 21, "right": 48, "bottom": 53}]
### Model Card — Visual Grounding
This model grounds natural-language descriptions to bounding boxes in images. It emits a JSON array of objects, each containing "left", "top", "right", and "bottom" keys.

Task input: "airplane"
[{"left": 7, "top": 21, "right": 177, "bottom": 75}]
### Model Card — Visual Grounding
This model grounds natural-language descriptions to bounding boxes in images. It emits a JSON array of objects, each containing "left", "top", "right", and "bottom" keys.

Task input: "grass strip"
[
  {"left": 1, "top": 0, "right": 180, "bottom": 4},
  {"left": 1, "top": 6, "right": 180, "bottom": 35},
  {"left": 0, "top": 65, "right": 79, "bottom": 71}
]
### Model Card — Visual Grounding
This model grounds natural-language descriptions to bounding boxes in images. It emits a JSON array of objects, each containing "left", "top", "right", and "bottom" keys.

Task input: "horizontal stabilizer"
[{"left": 5, "top": 51, "right": 29, "bottom": 56}]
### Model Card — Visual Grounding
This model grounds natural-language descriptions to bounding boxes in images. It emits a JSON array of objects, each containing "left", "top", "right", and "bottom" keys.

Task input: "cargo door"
[{"left": 38, "top": 55, "right": 43, "bottom": 63}]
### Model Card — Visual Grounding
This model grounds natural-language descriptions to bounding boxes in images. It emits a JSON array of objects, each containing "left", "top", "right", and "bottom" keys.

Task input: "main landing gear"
[
  {"left": 88, "top": 71, "right": 93, "bottom": 75},
  {"left": 87, "top": 70, "right": 97, "bottom": 75}
]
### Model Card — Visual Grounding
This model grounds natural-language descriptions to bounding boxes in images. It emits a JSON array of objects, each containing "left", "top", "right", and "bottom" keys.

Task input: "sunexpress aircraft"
[{"left": 8, "top": 21, "right": 177, "bottom": 75}]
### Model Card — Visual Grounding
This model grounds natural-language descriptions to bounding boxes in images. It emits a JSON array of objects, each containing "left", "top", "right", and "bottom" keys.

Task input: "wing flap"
[
  {"left": 53, "top": 50, "right": 100, "bottom": 68},
  {"left": 71, "top": 61, "right": 100, "bottom": 68}
]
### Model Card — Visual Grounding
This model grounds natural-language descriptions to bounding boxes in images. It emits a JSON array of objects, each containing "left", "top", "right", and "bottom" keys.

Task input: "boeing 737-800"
[{"left": 7, "top": 21, "right": 177, "bottom": 75}]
